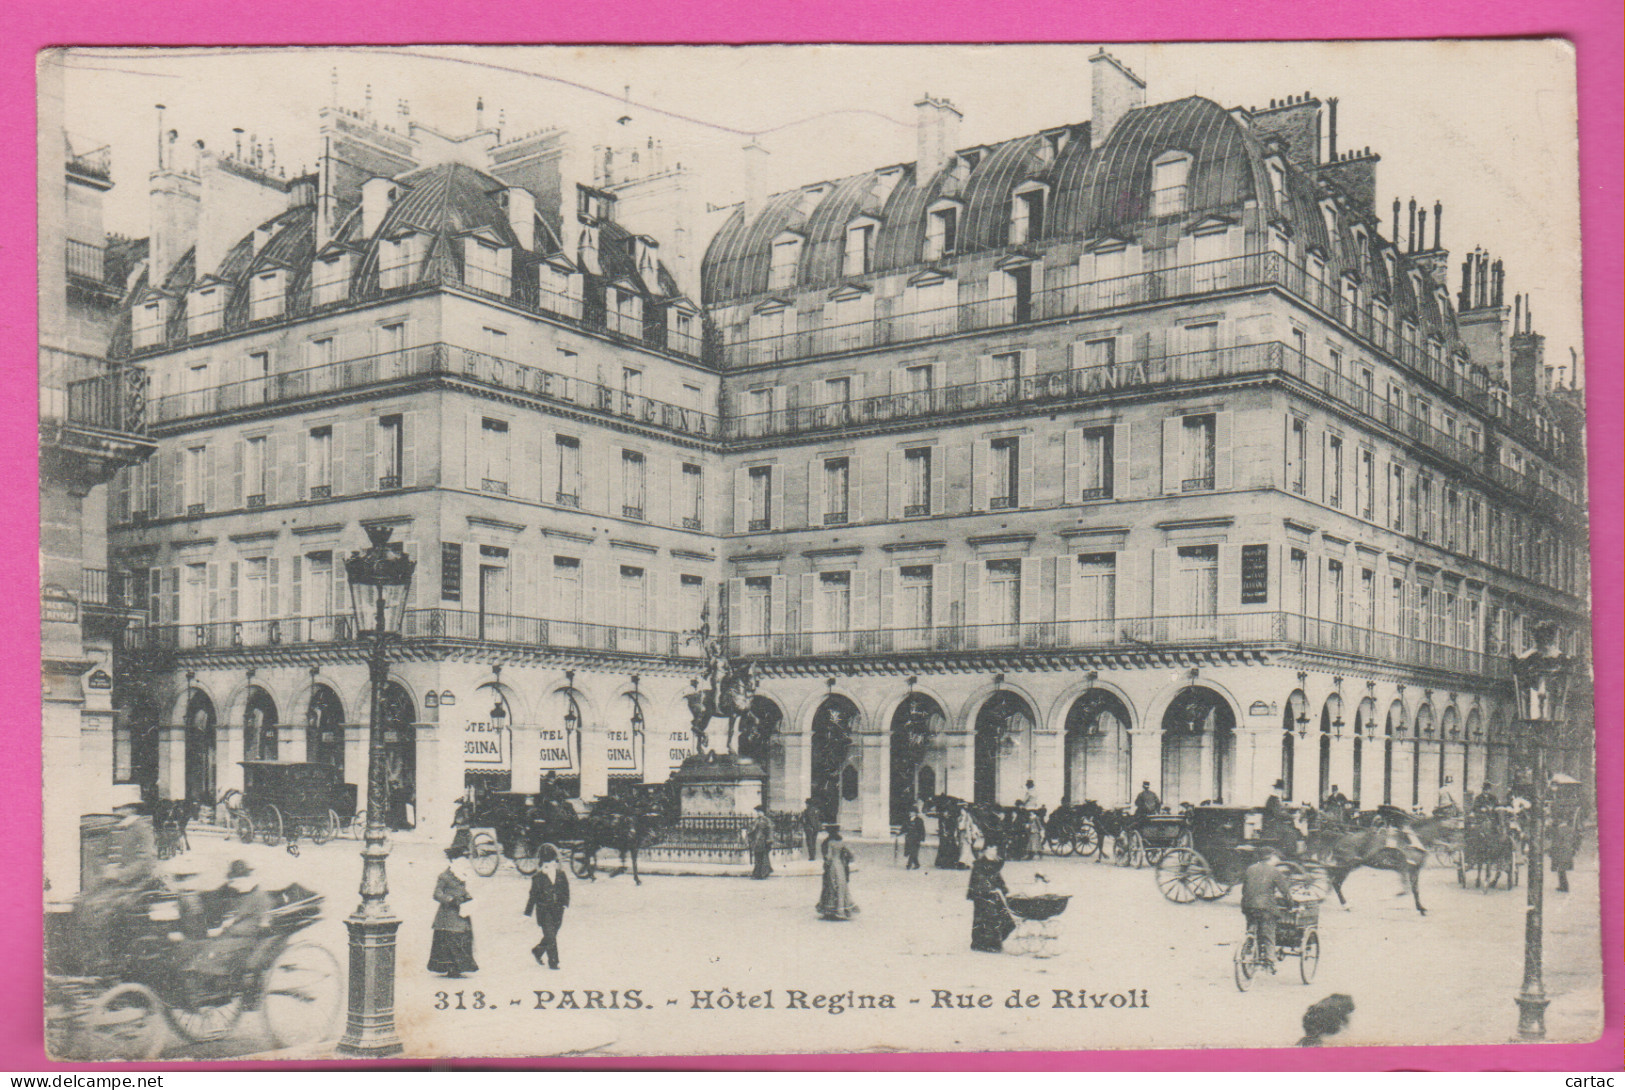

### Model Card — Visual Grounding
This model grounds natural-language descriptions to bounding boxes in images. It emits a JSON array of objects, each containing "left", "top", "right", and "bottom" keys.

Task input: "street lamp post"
[
  {"left": 1509, "top": 622, "right": 1574, "bottom": 1041},
  {"left": 336, "top": 525, "right": 415, "bottom": 1058}
]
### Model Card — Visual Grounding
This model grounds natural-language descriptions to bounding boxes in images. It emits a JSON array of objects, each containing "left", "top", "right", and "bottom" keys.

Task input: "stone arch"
[
  {"left": 1412, "top": 703, "right": 1436, "bottom": 808},
  {"left": 242, "top": 685, "right": 280, "bottom": 762},
  {"left": 535, "top": 681, "right": 594, "bottom": 799},
  {"left": 810, "top": 693, "right": 863, "bottom": 826},
  {"left": 1382, "top": 698, "right": 1407, "bottom": 806},
  {"left": 1046, "top": 676, "right": 1138, "bottom": 735},
  {"left": 739, "top": 694, "right": 787, "bottom": 801},
  {"left": 180, "top": 687, "right": 218, "bottom": 805},
  {"left": 972, "top": 690, "right": 1037, "bottom": 807},
  {"left": 959, "top": 679, "right": 1046, "bottom": 735},
  {"left": 1142, "top": 674, "right": 1246, "bottom": 737},
  {"left": 304, "top": 683, "right": 346, "bottom": 769},
  {"left": 1062, "top": 688, "right": 1134, "bottom": 807},
  {"left": 376, "top": 680, "right": 418, "bottom": 828},
  {"left": 888, "top": 692, "right": 949, "bottom": 825},
  {"left": 1159, "top": 685, "right": 1238, "bottom": 807}
]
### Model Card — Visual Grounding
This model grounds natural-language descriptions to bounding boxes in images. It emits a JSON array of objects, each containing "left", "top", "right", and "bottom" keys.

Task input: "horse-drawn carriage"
[
  {"left": 456, "top": 790, "right": 670, "bottom": 884},
  {"left": 1153, "top": 806, "right": 1321, "bottom": 903},
  {"left": 228, "top": 761, "right": 358, "bottom": 853},
  {"left": 46, "top": 813, "right": 341, "bottom": 1059}
]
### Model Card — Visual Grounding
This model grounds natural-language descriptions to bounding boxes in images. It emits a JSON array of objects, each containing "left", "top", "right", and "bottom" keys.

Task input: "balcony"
[
  {"left": 723, "top": 612, "right": 1508, "bottom": 679},
  {"left": 40, "top": 348, "right": 148, "bottom": 438},
  {"left": 123, "top": 609, "right": 693, "bottom": 659},
  {"left": 148, "top": 342, "right": 719, "bottom": 441}
]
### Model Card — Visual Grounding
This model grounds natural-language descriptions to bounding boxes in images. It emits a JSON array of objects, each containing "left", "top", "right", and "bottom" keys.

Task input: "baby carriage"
[{"left": 996, "top": 890, "right": 1071, "bottom": 958}]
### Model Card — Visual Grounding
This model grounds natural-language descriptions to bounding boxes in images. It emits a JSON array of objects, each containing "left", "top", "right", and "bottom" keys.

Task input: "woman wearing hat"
[
  {"left": 523, "top": 844, "right": 571, "bottom": 969},
  {"left": 748, "top": 805, "right": 774, "bottom": 880},
  {"left": 816, "top": 827, "right": 857, "bottom": 921},
  {"left": 428, "top": 846, "right": 478, "bottom": 977}
]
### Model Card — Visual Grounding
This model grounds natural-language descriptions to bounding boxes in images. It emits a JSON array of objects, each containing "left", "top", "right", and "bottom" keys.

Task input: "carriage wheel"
[
  {"left": 469, "top": 832, "right": 501, "bottom": 878},
  {"left": 235, "top": 811, "right": 256, "bottom": 844},
  {"left": 262, "top": 941, "right": 342, "bottom": 1049},
  {"left": 570, "top": 846, "right": 594, "bottom": 880},
  {"left": 81, "top": 983, "right": 166, "bottom": 1060},
  {"left": 166, "top": 995, "right": 242, "bottom": 1043},
  {"left": 1115, "top": 829, "right": 1143, "bottom": 867},
  {"left": 1233, "top": 933, "right": 1258, "bottom": 992},
  {"left": 515, "top": 846, "right": 540, "bottom": 875},
  {"left": 260, "top": 807, "right": 284, "bottom": 848},
  {"left": 1074, "top": 823, "right": 1100, "bottom": 859},
  {"left": 1433, "top": 841, "right": 1459, "bottom": 867},
  {"left": 1155, "top": 847, "right": 1209, "bottom": 904},
  {"left": 1298, "top": 929, "right": 1321, "bottom": 984},
  {"left": 311, "top": 809, "right": 339, "bottom": 846}
]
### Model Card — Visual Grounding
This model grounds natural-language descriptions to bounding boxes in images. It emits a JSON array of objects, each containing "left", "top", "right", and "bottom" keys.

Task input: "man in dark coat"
[
  {"left": 523, "top": 844, "right": 571, "bottom": 969},
  {"left": 800, "top": 797, "right": 821, "bottom": 861},
  {"left": 1133, "top": 781, "right": 1161, "bottom": 818},
  {"left": 902, "top": 802, "right": 927, "bottom": 870},
  {"left": 1240, "top": 848, "right": 1295, "bottom": 965},
  {"left": 1472, "top": 781, "right": 1501, "bottom": 814}
]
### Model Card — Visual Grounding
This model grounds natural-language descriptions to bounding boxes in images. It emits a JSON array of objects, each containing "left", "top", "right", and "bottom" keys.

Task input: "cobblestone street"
[{"left": 160, "top": 825, "right": 1603, "bottom": 1060}]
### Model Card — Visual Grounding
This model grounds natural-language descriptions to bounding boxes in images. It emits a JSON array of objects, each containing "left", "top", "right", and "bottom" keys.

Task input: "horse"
[
  {"left": 1318, "top": 815, "right": 1454, "bottom": 916},
  {"left": 573, "top": 800, "right": 666, "bottom": 886},
  {"left": 684, "top": 663, "right": 761, "bottom": 754},
  {"left": 1459, "top": 810, "right": 1519, "bottom": 891},
  {"left": 1075, "top": 800, "right": 1138, "bottom": 862}
]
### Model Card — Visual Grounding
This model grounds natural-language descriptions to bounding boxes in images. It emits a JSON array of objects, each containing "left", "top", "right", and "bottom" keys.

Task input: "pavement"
[{"left": 143, "top": 824, "right": 1604, "bottom": 1060}]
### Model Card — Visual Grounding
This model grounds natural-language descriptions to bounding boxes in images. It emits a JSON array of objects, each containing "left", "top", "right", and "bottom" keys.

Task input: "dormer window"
[
  {"left": 248, "top": 269, "right": 285, "bottom": 322},
  {"left": 633, "top": 236, "right": 658, "bottom": 276},
  {"left": 1406, "top": 268, "right": 1423, "bottom": 301},
  {"left": 769, "top": 232, "right": 804, "bottom": 291},
  {"left": 380, "top": 233, "right": 425, "bottom": 290},
  {"left": 794, "top": 186, "right": 828, "bottom": 218},
  {"left": 667, "top": 302, "right": 699, "bottom": 356},
  {"left": 1266, "top": 160, "right": 1287, "bottom": 205},
  {"left": 1319, "top": 201, "right": 1339, "bottom": 247},
  {"left": 1351, "top": 224, "right": 1368, "bottom": 254},
  {"left": 188, "top": 284, "right": 223, "bottom": 336},
  {"left": 844, "top": 218, "right": 878, "bottom": 277},
  {"left": 870, "top": 169, "right": 904, "bottom": 208},
  {"left": 539, "top": 261, "right": 581, "bottom": 319},
  {"left": 1382, "top": 249, "right": 1396, "bottom": 284},
  {"left": 924, "top": 201, "right": 960, "bottom": 261},
  {"left": 610, "top": 286, "right": 643, "bottom": 340},
  {"left": 1041, "top": 129, "right": 1069, "bottom": 161},
  {"left": 1010, "top": 183, "right": 1048, "bottom": 245},
  {"left": 133, "top": 297, "right": 167, "bottom": 350},
  {"left": 461, "top": 233, "right": 512, "bottom": 296},
  {"left": 577, "top": 186, "right": 614, "bottom": 224},
  {"left": 311, "top": 251, "right": 352, "bottom": 307},
  {"left": 1150, "top": 151, "right": 1192, "bottom": 217}
]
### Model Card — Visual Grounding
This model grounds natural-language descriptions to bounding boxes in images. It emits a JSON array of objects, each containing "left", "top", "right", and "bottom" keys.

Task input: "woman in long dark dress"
[
  {"left": 817, "top": 828, "right": 857, "bottom": 920},
  {"left": 934, "top": 799, "right": 962, "bottom": 869},
  {"left": 966, "top": 843, "right": 1014, "bottom": 953},
  {"left": 748, "top": 806, "right": 774, "bottom": 880},
  {"left": 428, "top": 847, "right": 478, "bottom": 977}
]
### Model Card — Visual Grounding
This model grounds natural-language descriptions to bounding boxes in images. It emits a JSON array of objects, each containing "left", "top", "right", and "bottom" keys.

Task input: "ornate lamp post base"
[
  {"left": 336, "top": 912, "right": 404, "bottom": 1058},
  {"left": 1514, "top": 992, "right": 1549, "bottom": 1041}
]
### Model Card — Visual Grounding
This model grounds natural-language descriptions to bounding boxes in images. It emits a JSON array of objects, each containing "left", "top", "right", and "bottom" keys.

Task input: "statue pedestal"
[{"left": 639, "top": 753, "right": 819, "bottom": 877}]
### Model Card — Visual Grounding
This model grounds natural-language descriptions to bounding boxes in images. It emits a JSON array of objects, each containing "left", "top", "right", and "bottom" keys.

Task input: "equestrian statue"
[{"left": 682, "top": 603, "right": 761, "bottom": 758}]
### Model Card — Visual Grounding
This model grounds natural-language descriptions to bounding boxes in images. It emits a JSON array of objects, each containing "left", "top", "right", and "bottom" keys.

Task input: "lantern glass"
[{"left": 345, "top": 526, "right": 415, "bottom": 636}]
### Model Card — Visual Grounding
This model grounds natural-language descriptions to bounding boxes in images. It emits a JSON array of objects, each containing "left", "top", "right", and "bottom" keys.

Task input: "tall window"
[
  {"left": 1011, "top": 188, "right": 1045, "bottom": 244},
  {"left": 1444, "top": 489, "right": 1459, "bottom": 551},
  {"left": 899, "top": 565, "right": 933, "bottom": 630},
  {"left": 1389, "top": 465, "right": 1405, "bottom": 531},
  {"left": 1181, "top": 414, "right": 1216, "bottom": 490},
  {"left": 769, "top": 236, "right": 802, "bottom": 290},
  {"left": 748, "top": 466, "right": 773, "bottom": 531},
  {"left": 1177, "top": 545, "right": 1219, "bottom": 617},
  {"left": 244, "top": 436, "right": 267, "bottom": 507},
  {"left": 1288, "top": 418, "right": 1307, "bottom": 494},
  {"left": 619, "top": 566, "right": 646, "bottom": 629},
  {"left": 1291, "top": 549, "right": 1309, "bottom": 615},
  {"left": 552, "top": 557, "right": 582, "bottom": 623},
  {"left": 621, "top": 450, "right": 646, "bottom": 519},
  {"left": 441, "top": 543, "right": 463, "bottom": 602},
  {"left": 819, "top": 571, "right": 852, "bottom": 633},
  {"left": 1150, "top": 153, "right": 1191, "bottom": 216},
  {"left": 1327, "top": 435, "right": 1344, "bottom": 508},
  {"left": 1326, "top": 560, "right": 1345, "bottom": 623},
  {"left": 1077, "top": 553, "right": 1117, "bottom": 620},
  {"left": 1083, "top": 337, "right": 1116, "bottom": 367},
  {"left": 621, "top": 367, "right": 643, "bottom": 416},
  {"left": 308, "top": 426, "right": 333, "bottom": 498},
  {"left": 1082, "top": 427, "right": 1114, "bottom": 499},
  {"left": 242, "top": 557, "right": 269, "bottom": 622},
  {"left": 183, "top": 445, "right": 207, "bottom": 513},
  {"left": 378, "top": 414, "right": 403, "bottom": 489},
  {"left": 986, "top": 559, "right": 1022, "bottom": 630},
  {"left": 823, "top": 376, "right": 852, "bottom": 424},
  {"left": 844, "top": 222, "right": 875, "bottom": 276},
  {"left": 743, "top": 576, "right": 772, "bottom": 636},
  {"left": 555, "top": 435, "right": 581, "bottom": 507},
  {"left": 680, "top": 463, "right": 704, "bottom": 529},
  {"left": 481, "top": 418, "right": 510, "bottom": 493},
  {"left": 990, "top": 437, "right": 1019, "bottom": 509},
  {"left": 823, "top": 458, "right": 850, "bottom": 524},
  {"left": 679, "top": 574, "right": 704, "bottom": 630},
  {"left": 1390, "top": 577, "right": 1407, "bottom": 637},
  {"left": 1361, "top": 568, "right": 1377, "bottom": 629},
  {"left": 1417, "top": 474, "right": 1433, "bottom": 542},
  {"left": 925, "top": 206, "right": 958, "bottom": 260},
  {"left": 1358, "top": 449, "right": 1374, "bottom": 519},
  {"left": 904, "top": 448, "right": 932, "bottom": 516}
]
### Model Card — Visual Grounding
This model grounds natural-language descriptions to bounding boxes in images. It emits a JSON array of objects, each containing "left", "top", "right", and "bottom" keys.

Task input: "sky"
[{"left": 52, "top": 42, "right": 1585, "bottom": 369}]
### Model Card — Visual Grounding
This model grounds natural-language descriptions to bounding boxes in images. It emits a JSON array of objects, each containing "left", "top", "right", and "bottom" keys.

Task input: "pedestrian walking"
[
  {"left": 1297, "top": 994, "right": 1355, "bottom": 1046},
  {"left": 800, "top": 797, "right": 821, "bottom": 861},
  {"left": 816, "top": 827, "right": 857, "bottom": 921},
  {"left": 428, "top": 847, "right": 478, "bottom": 978},
  {"left": 748, "top": 805, "right": 774, "bottom": 880},
  {"left": 523, "top": 843, "right": 571, "bottom": 969},
  {"left": 902, "top": 802, "right": 926, "bottom": 870},
  {"left": 967, "top": 842, "right": 1014, "bottom": 953},
  {"left": 934, "top": 798, "right": 963, "bottom": 869}
]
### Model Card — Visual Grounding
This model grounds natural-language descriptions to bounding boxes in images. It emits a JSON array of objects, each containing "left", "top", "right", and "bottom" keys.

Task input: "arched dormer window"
[
  {"left": 188, "top": 280, "right": 225, "bottom": 336},
  {"left": 248, "top": 267, "right": 286, "bottom": 322},
  {"left": 844, "top": 216, "right": 880, "bottom": 277},
  {"left": 461, "top": 230, "right": 512, "bottom": 296},
  {"left": 311, "top": 249, "right": 352, "bottom": 307},
  {"left": 1010, "top": 182, "right": 1049, "bottom": 245},
  {"left": 1150, "top": 151, "right": 1192, "bottom": 217},
  {"left": 1319, "top": 200, "right": 1339, "bottom": 250},
  {"left": 768, "top": 231, "right": 804, "bottom": 291},
  {"left": 133, "top": 294, "right": 168, "bottom": 350},
  {"left": 924, "top": 199, "right": 961, "bottom": 261}
]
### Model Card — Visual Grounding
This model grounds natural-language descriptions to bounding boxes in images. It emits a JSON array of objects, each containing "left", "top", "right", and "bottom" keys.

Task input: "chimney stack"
[
  {"left": 361, "top": 176, "right": 396, "bottom": 238},
  {"left": 740, "top": 139, "right": 769, "bottom": 222},
  {"left": 914, "top": 95, "right": 962, "bottom": 181},
  {"left": 1089, "top": 50, "right": 1146, "bottom": 147},
  {"left": 1392, "top": 197, "right": 1401, "bottom": 243},
  {"left": 1417, "top": 207, "right": 1427, "bottom": 251},
  {"left": 1327, "top": 97, "right": 1339, "bottom": 160},
  {"left": 502, "top": 186, "right": 535, "bottom": 250},
  {"left": 1432, "top": 200, "right": 1442, "bottom": 250},
  {"left": 1407, "top": 198, "right": 1417, "bottom": 252}
]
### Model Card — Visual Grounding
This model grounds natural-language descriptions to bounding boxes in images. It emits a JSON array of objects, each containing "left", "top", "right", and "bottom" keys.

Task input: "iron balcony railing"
[
  {"left": 724, "top": 612, "right": 1508, "bottom": 679},
  {"left": 81, "top": 569, "right": 143, "bottom": 611},
  {"left": 65, "top": 239, "right": 107, "bottom": 282},
  {"left": 123, "top": 608, "right": 699, "bottom": 658},
  {"left": 149, "top": 342, "right": 719, "bottom": 439},
  {"left": 40, "top": 347, "right": 148, "bottom": 436},
  {"left": 714, "top": 248, "right": 1567, "bottom": 465}
]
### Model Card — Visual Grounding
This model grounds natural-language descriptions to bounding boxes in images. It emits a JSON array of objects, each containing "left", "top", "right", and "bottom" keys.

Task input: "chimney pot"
[{"left": 1089, "top": 51, "right": 1146, "bottom": 148}]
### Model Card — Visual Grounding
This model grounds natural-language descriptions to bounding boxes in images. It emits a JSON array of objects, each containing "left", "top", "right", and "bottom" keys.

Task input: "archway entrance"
[
  {"left": 739, "top": 697, "right": 786, "bottom": 803},
  {"left": 810, "top": 695, "right": 859, "bottom": 826},
  {"left": 380, "top": 681, "right": 416, "bottom": 829},
  {"left": 1413, "top": 705, "right": 1435, "bottom": 808},
  {"left": 306, "top": 685, "right": 345, "bottom": 769},
  {"left": 1318, "top": 694, "right": 1343, "bottom": 805},
  {"left": 974, "top": 692, "right": 1034, "bottom": 806},
  {"left": 1353, "top": 697, "right": 1376, "bottom": 807},
  {"left": 1063, "top": 690, "right": 1131, "bottom": 806},
  {"left": 1160, "top": 687, "right": 1236, "bottom": 806},
  {"left": 183, "top": 690, "right": 217, "bottom": 805},
  {"left": 1383, "top": 701, "right": 1405, "bottom": 805},
  {"left": 118, "top": 696, "right": 161, "bottom": 803},
  {"left": 244, "top": 687, "right": 279, "bottom": 762},
  {"left": 889, "top": 694, "right": 946, "bottom": 825}
]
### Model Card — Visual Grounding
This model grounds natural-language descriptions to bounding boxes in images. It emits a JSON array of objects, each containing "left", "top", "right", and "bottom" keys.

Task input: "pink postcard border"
[{"left": 3, "top": 0, "right": 1619, "bottom": 1072}]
